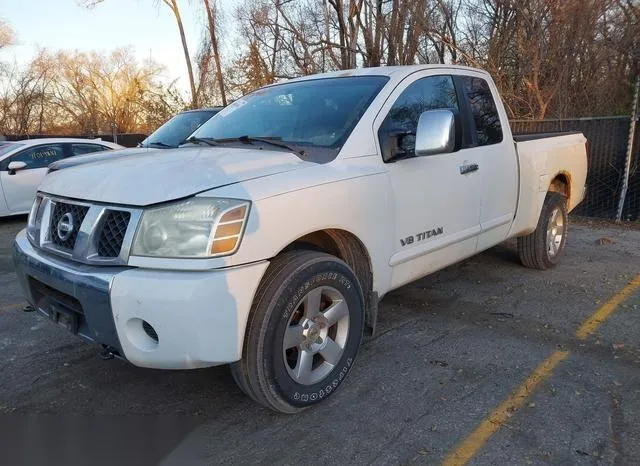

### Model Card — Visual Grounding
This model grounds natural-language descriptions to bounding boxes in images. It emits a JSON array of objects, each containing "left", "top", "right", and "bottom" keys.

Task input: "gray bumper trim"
[{"left": 13, "top": 229, "right": 129, "bottom": 353}]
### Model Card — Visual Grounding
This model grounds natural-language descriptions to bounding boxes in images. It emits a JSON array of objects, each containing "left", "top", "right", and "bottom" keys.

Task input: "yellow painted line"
[
  {"left": 575, "top": 274, "right": 640, "bottom": 340},
  {"left": 442, "top": 273, "right": 640, "bottom": 466},
  {"left": 0, "top": 303, "right": 24, "bottom": 312},
  {"left": 441, "top": 350, "right": 569, "bottom": 466}
]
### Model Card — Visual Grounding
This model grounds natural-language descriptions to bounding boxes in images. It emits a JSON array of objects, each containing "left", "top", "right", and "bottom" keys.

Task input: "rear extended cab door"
[{"left": 449, "top": 70, "right": 519, "bottom": 251}]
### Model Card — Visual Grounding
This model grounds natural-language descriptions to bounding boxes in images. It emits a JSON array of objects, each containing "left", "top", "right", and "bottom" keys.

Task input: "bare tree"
[
  {"left": 356, "top": 0, "right": 384, "bottom": 66},
  {"left": 203, "top": 0, "right": 227, "bottom": 105},
  {"left": 0, "top": 19, "right": 14, "bottom": 50},
  {"left": 324, "top": 0, "right": 362, "bottom": 69},
  {"left": 162, "top": 0, "right": 198, "bottom": 107},
  {"left": 0, "top": 47, "right": 180, "bottom": 135},
  {"left": 11, "top": 0, "right": 639, "bottom": 126},
  {"left": 79, "top": 0, "right": 198, "bottom": 108}
]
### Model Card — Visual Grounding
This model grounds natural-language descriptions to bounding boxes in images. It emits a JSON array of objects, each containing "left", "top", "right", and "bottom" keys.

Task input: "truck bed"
[{"left": 508, "top": 132, "right": 588, "bottom": 238}]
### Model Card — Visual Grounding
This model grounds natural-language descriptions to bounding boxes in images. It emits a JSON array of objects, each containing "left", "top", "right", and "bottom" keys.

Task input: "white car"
[
  {"left": 14, "top": 65, "right": 588, "bottom": 413},
  {"left": 0, "top": 138, "right": 122, "bottom": 217}
]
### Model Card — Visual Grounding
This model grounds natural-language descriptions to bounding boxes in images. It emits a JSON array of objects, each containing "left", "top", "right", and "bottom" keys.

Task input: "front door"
[
  {"left": 375, "top": 73, "right": 482, "bottom": 289},
  {"left": 0, "top": 143, "right": 66, "bottom": 213}
]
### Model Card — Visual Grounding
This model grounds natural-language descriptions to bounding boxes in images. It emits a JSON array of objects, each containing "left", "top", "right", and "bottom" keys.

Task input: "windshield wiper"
[
  {"left": 216, "top": 136, "right": 305, "bottom": 156},
  {"left": 145, "top": 141, "right": 175, "bottom": 148},
  {"left": 184, "top": 136, "right": 220, "bottom": 147}
]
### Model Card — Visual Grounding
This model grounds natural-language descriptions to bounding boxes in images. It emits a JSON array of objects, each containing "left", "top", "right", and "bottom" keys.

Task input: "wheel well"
[
  {"left": 281, "top": 229, "right": 376, "bottom": 335},
  {"left": 549, "top": 173, "right": 570, "bottom": 204}
]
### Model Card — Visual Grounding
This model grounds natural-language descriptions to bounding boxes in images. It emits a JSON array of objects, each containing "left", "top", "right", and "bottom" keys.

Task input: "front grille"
[
  {"left": 49, "top": 202, "right": 90, "bottom": 250},
  {"left": 97, "top": 210, "right": 131, "bottom": 257},
  {"left": 33, "top": 195, "right": 141, "bottom": 265}
]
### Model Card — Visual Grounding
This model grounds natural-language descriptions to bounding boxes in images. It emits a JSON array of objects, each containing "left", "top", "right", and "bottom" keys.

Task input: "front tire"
[
  {"left": 517, "top": 192, "right": 568, "bottom": 270},
  {"left": 230, "top": 250, "right": 365, "bottom": 413}
]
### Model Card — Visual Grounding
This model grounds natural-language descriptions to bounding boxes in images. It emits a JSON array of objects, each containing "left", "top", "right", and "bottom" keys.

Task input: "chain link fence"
[
  {"left": 511, "top": 116, "right": 639, "bottom": 221},
  {"left": 622, "top": 123, "right": 640, "bottom": 221}
]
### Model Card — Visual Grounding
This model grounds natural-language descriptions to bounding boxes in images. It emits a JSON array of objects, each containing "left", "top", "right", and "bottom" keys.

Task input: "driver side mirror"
[
  {"left": 7, "top": 161, "right": 27, "bottom": 175},
  {"left": 414, "top": 109, "right": 458, "bottom": 157}
]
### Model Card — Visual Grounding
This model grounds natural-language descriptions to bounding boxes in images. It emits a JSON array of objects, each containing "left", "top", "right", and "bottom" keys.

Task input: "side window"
[
  {"left": 0, "top": 144, "right": 65, "bottom": 170},
  {"left": 378, "top": 75, "right": 458, "bottom": 159},
  {"left": 70, "top": 144, "right": 110, "bottom": 156},
  {"left": 459, "top": 76, "right": 503, "bottom": 146}
]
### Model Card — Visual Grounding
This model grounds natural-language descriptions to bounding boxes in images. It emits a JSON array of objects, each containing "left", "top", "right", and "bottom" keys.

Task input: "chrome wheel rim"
[
  {"left": 282, "top": 286, "right": 350, "bottom": 386},
  {"left": 546, "top": 207, "right": 565, "bottom": 258}
]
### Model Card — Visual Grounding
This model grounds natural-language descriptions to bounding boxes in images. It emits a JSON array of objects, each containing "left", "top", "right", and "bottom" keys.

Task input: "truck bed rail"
[{"left": 513, "top": 131, "right": 583, "bottom": 142}]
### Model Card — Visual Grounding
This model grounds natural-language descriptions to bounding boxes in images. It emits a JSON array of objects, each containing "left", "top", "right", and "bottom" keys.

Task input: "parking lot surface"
[{"left": 1, "top": 215, "right": 639, "bottom": 465}]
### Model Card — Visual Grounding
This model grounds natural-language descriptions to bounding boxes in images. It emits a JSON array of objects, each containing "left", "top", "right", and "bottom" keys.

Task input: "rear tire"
[
  {"left": 230, "top": 250, "right": 365, "bottom": 413},
  {"left": 517, "top": 192, "right": 568, "bottom": 270}
]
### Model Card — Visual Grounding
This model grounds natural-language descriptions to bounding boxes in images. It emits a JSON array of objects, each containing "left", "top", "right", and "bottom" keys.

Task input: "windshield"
[
  {"left": 190, "top": 76, "right": 389, "bottom": 158},
  {"left": 0, "top": 142, "right": 21, "bottom": 157},
  {"left": 140, "top": 109, "right": 219, "bottom": 148}
]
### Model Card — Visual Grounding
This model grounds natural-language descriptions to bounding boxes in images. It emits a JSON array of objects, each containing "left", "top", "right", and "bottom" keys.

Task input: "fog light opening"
[
  {"left": 125, "top": 318, "right": 159, "bottom": 351},
  {"left": 142, "top": 320, "right": 159, "bottom": 343}
]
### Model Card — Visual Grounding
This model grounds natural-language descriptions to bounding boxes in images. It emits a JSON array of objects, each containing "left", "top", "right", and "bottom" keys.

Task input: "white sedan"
[{"left": 0, "top": 138, "right": 123, "bottom": 217}]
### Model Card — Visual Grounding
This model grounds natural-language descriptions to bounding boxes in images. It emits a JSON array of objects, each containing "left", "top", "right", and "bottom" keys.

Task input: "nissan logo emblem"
[{"left": 56, "top": 212, "right": 75, "bottom": 242}]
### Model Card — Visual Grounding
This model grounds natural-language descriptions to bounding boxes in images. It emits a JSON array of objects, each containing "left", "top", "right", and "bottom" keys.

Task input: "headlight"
[
  {"left": 27, "top": 196, "right": 41, "bottom": 229},
  {"left": 131, "top": 197, "right": 250, "bottom": 258},
  {"left": 27, "top": 195, "right": 44, "bottom": 241}
]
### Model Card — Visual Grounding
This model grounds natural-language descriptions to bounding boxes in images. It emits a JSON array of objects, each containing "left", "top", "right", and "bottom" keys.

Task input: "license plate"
[{"left": 48, "top": 303, "right": 79, "bottom": 334}]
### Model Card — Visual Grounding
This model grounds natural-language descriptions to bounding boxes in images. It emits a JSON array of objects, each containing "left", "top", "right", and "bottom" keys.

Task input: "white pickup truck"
[{"left": 13, "top": 65, "right": 587, "bottom": 413}]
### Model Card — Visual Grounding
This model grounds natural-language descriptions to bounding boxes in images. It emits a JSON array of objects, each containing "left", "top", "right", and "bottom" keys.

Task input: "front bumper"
[{"left": 13, "top": 230, "right": 269, "bottom": 369}]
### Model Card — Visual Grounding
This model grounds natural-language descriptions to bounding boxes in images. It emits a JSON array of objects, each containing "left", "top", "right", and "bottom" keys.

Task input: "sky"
[{"left": 0, "top": 0, "right": 239, "bottom": 95}]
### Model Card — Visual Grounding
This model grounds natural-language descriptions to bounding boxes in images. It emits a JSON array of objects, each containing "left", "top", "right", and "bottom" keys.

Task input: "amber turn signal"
[{"left": 209, "top": 204, "right": 249, "bottom": 255}]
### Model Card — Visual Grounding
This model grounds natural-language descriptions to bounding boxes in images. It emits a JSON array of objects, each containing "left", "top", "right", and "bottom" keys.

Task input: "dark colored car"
[
  {"left": 137, "top": 107, "right": 223, "bottom": 149},
  {"left": 47, "top": 107, "right": 223, "bottom": 173}
]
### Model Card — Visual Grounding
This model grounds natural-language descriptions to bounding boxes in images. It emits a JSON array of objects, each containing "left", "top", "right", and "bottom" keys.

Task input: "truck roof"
[{"left": 266, "top": 64, "right": 488, "bottom": 86}]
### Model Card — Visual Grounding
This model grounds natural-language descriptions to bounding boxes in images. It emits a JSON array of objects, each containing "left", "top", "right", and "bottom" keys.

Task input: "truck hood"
[
  {"left": 40, "top": 146, "right": 311, "bottom": 206},
  {"left": 47, "top": 146, "right": 154, "bottom": 172}
]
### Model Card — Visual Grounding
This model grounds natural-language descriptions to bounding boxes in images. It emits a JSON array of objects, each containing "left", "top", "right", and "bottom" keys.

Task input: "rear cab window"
[{"left": 457, "top": 76, "right": 503, "bottom": 146}]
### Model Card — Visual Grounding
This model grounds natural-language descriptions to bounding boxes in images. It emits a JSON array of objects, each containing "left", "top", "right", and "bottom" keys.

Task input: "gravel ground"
[{"left": 0, "top": 214, "right": 639, "bottom": 466}]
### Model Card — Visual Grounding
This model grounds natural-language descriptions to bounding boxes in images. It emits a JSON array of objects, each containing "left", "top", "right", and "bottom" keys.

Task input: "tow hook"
[{"left": 99, "top": 346, "right": 116, "bottom": 360}]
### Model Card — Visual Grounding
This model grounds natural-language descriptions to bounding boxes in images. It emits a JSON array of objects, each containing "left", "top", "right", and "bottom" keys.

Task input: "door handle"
[{"left": 459, "top": 163, "right": 479, "bottom": 175}]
